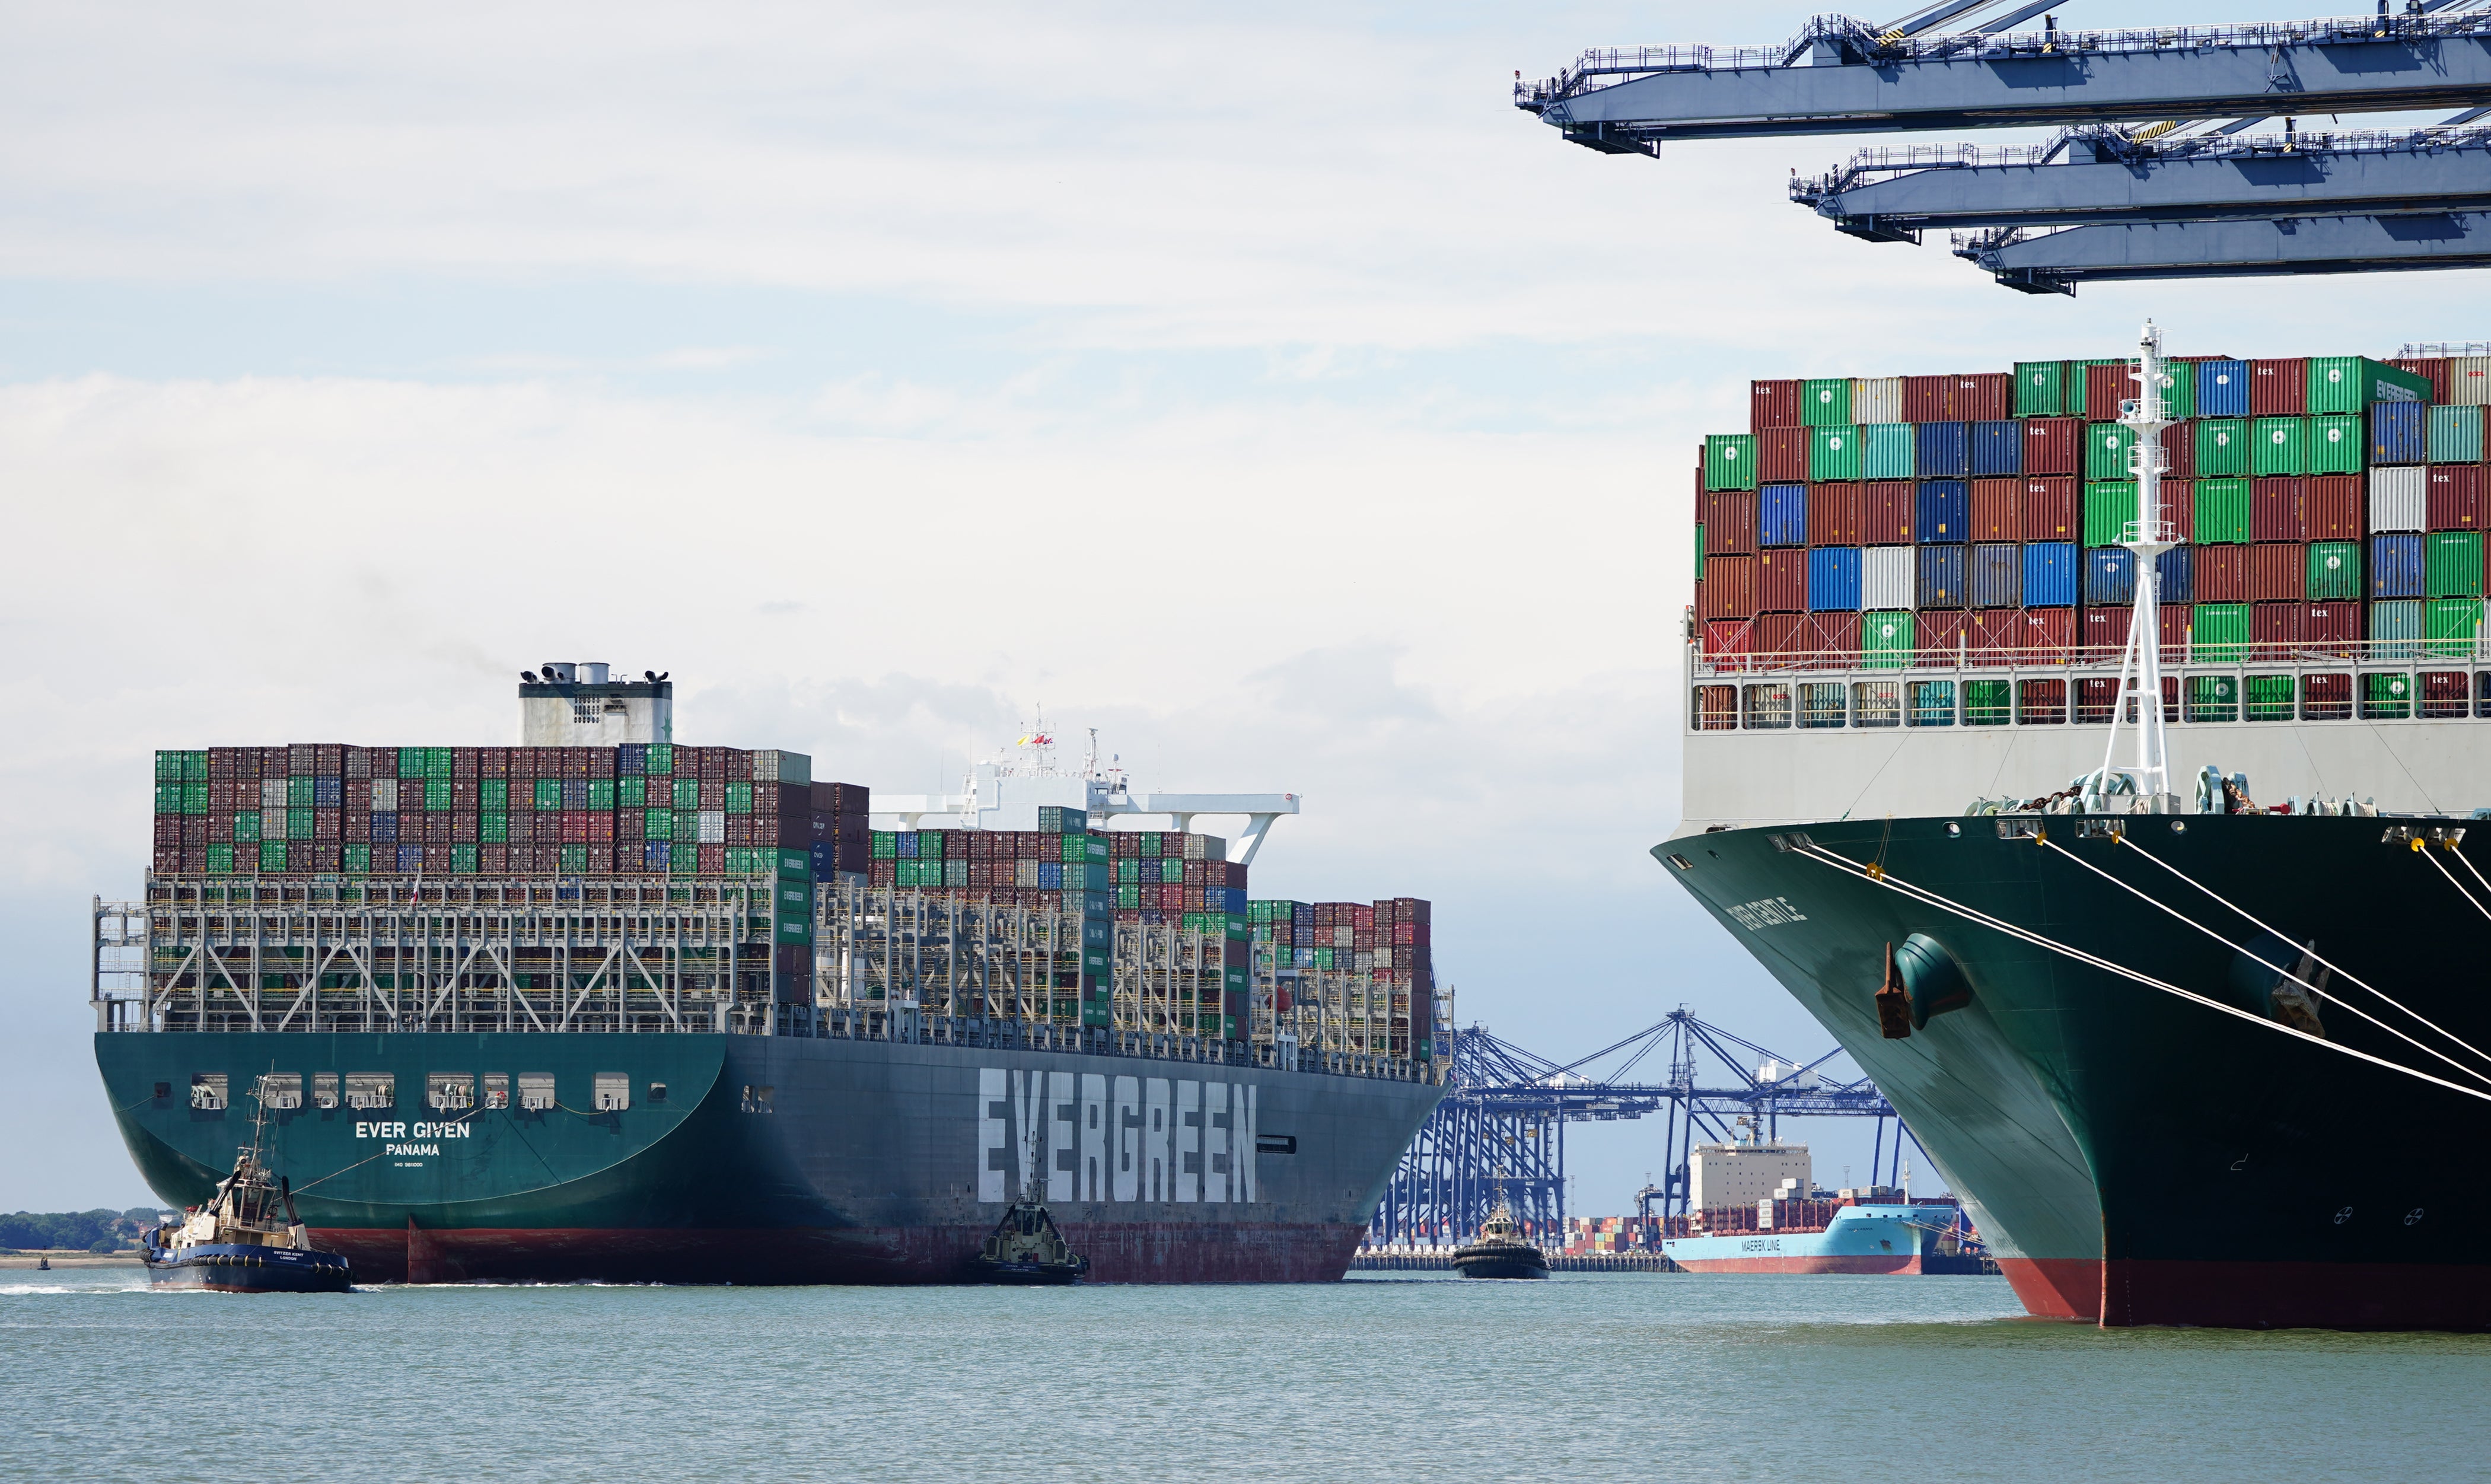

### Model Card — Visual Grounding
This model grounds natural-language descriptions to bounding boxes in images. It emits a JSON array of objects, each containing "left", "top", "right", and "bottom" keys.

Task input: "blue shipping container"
[
  {"left": 1969, "top": 420, "right": 2023, "bottom": 477},
  {"left": 1916, "top": 542, "right": 1967, "bottom": 608},
  {"left": 2372, "top": 598, "right": 2423, "bottom": 659},
  {"left": 2197, "top": 359, "right": 2250, "bottom": 418},
  {"left": 2085, "top": 546, "right": 2137, "bottom": 606},
  {"left": 1760, "top": 483, "right": 1808, "bottom": 547},
  {"left": 2430, "top": 404, "right": 2484, "bottom": 464},
  {"left": 1808, "top": 545, "right": 1864, "bottom": 612},
  {"left": 1916, "top": 480, "right": 1970, "bottom": 543},
  {"left": 2370, "top": 533, "right": 2425, "bottom": 598},
  {"left": 1968, "top": 541, "right": 2021, "bottom": 608},
  {"left": 1916, "top": 421, "right": 1968, "bottom": 478},
  {"left": 2022, "top": 542, "right": 2079, "bottom": 606},
  {"left": 2154, "top": 544, "right": 2193, "bottom": 604},
  {"left": 2370, "top": 401, "right": 2426, "bottom": 466}
]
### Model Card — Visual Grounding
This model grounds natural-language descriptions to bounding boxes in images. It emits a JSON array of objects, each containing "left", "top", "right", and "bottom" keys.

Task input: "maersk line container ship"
[
  {"left": 95, "top": 668, "right": 1445, "bottom": 1284},
  {"left": 1667, "top": 334, "right": 2491, "bottom": 1330}
]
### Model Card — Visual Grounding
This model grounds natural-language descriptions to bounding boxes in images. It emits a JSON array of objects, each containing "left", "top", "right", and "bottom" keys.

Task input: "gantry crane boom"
[{"left": 1961, "top": 209, "right": 2491, "bottom": 292}]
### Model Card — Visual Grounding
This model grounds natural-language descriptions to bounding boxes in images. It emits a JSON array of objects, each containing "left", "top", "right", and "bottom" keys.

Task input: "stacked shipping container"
[{"left": 1697, "top": 352, "right": 2460, "bottom": 667}]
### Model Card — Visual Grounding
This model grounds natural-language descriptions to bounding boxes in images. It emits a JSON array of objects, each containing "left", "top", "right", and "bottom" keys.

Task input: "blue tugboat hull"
[{"left": 145, "top": 1243, "right": 353, "bottom": 1294}]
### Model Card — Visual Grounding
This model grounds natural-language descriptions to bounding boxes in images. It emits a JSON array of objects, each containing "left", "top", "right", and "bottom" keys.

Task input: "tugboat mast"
[{"left": 2097, "top": 319, "right": 2178, "bottom": 810}]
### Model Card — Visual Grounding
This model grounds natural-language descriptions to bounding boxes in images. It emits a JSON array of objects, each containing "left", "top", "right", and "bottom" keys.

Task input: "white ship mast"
[{"left": 2094, "top": 319, "right": 2179, "bottom": 813}]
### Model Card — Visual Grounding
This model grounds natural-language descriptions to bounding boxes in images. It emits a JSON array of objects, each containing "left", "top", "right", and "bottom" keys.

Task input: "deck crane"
[{"left": 1517, "top": 1, "right": 2491, "bottom": 290}]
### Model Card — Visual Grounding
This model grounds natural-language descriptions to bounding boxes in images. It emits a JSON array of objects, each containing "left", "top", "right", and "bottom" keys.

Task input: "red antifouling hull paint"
[
  {"left": 1760, "top": 426, "right": 1808, "bottom": 483},
  {"left": 1751, "top": 378, "right": 1801, "bottom": 431},
  {"left": 1864, "top": 481, "right": 1915, "bottom": 543},
  {"left": 2022, "top": 476, "right": 2079, "bottom": 541},
  {"left": 1671, "top": 1255, "right": 1926, "bottom": 1275},
  {"left": 1996, "top": 1257, "right": 2103, "bottom": 1321},
  {"left": 1807, "top": 481, "right": 1864, "bottom": 545},
  {"left": 2022, "top": 416, "right": 2082, "bottom": 475},
  {"left": 2250, "top": 356, "right": 2308, "bottom": 415},
  {"left": 2100, "top": 1259, "right": 2491, "bottom": 1330}
]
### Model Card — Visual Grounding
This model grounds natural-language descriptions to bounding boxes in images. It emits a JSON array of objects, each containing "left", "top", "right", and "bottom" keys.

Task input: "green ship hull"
[{"left": 1663, "top": 814, "right": 2491, "bottom": 1329}]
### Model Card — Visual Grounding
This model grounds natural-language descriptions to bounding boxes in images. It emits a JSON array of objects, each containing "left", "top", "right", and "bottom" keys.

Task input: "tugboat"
[
  {"left": 964, "top": 1202, "right": 1090, "bottom": 1285},
  {"left": 145, "top": 1091, "right": 351, "bottom": 1294},
  {"left": 1452, "top": 1203, "right": 1550, "bottom": 1280}
]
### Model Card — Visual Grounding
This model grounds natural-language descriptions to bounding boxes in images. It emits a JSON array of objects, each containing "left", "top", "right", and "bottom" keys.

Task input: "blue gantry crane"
[
  {"left": 1368, "top": 1009, "right": 1914, "bottom": 1246},
  {"left": 1516, "top": 1, "right": 2491, "bottom": 292}
]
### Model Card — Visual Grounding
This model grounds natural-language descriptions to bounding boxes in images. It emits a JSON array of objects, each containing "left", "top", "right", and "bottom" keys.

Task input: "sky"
[{"left": 7, "top": 0, "right": 2489, "bottom": 1215}]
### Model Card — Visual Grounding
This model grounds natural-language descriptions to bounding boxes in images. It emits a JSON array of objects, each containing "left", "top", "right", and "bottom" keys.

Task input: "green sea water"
[{"left": 5, "top": 1269, "right": 2485, "bottom": 1480}]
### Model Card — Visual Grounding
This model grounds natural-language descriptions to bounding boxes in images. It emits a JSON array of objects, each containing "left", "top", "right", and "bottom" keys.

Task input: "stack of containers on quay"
[{"left": 1690, "top": 353, "right": 2489, "bottom": 722}]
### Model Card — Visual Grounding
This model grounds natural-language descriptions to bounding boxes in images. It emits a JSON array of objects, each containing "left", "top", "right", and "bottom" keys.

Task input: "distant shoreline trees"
[{"left": 0, "top": 1208, "right": 164, "bottom": 1253}]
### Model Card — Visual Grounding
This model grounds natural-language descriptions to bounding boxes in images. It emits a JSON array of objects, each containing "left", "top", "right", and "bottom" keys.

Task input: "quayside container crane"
[{"left": 1518, "top": 0, "right": 2491, "bottom": 291}]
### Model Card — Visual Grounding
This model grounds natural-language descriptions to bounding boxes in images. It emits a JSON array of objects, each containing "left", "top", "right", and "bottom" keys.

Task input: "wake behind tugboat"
[{"left": 1452, "top": 1203, "right": 1548, "bottom": 1279}]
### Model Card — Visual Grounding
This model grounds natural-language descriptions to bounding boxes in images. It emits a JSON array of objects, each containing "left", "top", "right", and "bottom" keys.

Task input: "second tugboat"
[
  {"left": 965, "top": 1201, "right": 1090, "bottom": 1285},
  {"left": 1452, "top": 1202, "right": 1549, "bottom": 1280},
  {"left": 145, "top": 1087, "right": 352, "bottom": 1294}
]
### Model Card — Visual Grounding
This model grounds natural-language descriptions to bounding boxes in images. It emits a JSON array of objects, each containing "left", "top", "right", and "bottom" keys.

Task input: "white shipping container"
[
  {"left": 260, "top": 778, "right": 288, "bottom": 809},
  {"left": 697, "top": 810, "right": 726, "bottom": 844},
  {"left": 261, "top": 807, "right": 285, "bottom": 840},
  {"left": 1862, "top": 545, "right": 1915, "bottom": 609},
  {"left": 371, "top": 776, "right": 398, "bottom": 811},
  {"left": 2370, "top": 464, "right": 2426, "bottom": 531},
  {"left": 1853, "top": 375, "right": 1904, "bottom": 426},
  {"left": 2454, "top": 357, "right": 2491, "bottom": 407}
]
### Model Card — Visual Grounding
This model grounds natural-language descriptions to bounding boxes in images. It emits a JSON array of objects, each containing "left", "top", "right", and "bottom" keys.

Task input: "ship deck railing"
[{"left": 1687, "top": 640, "right": 2491, "bottom": 732}]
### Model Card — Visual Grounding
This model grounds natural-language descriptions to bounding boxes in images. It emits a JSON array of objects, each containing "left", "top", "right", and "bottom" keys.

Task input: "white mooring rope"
[
  {"left": 1795, "top": 843, "right": 2491, "bottom": 1107},
  {"left": 2419, "top": 843, "right": 2491, "bottom": 926},
  {"left": 2037, "top": 837, "right": 2491, "bottom": 1088}
]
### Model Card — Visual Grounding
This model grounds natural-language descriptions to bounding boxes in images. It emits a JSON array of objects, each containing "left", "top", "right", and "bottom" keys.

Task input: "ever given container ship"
[
  {"left": 94, "top": 666, "right": 1445, "bottom": 1284},
  {"left": 1665, "top": 326, "right": 2491, "bottom": 1329}
]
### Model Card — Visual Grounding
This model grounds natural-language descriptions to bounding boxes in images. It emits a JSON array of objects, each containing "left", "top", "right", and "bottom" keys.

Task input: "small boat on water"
[
  {"left": 145, "top": 1097, "right": 351, "bottom": 1294},
  {"left": 1452, "top": 1203, "right": 1549, "bottom": 1280},
  {"left": 966, "top": 1202, "right": 1090, "bottom": 1285}
]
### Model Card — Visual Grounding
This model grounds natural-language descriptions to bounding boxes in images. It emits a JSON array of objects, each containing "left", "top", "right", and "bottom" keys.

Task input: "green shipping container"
[
  {"left": 2427, "top": 597, "right": 2484, "bottom": 657},
  {"left": 2014, "top": 361, "right": 2067, "bottom": 417},
  {"left": 588, "top": 779, "right": 616, "bottom": 810},
  {"left": 288, "top": 776, "right": 314, "bottom": 807},
  {"left": 1695, "top": 523, "right": 1705, "bottom": 582},
  {"left": 2364, "top": 671, "right": 2413, "bottom": 718},
  {"left": 615, "top": 776, "right": 641, "bottom": 808},
  {"left": 2430, "top": 404, "right": 2483, "bottom": 464},
  {"left": 1704, "top": 434, "right": 1758, "bottom": 491},
  {"left": 1802, "top": 378, "right": 1852, "bottom": 427},
  {"left": 674, "top": 778, "right": 700, "bottom": 811},
  {"left": 185, "top": 782, "right": 208, "bottom": 816},
  {"left": 2308, "top": 413, "right": 2365, "bottom": 475},
  {"left": 482, "top": 778, "right": 509, "bottom": 809},
  {"left": 154, "top": 751, "right": 185, "bottom": 782},
  {"left": 2307, "top": 356, "right": 2432, "bottom": 414},
  {"left": 2084, "top": 480, "right": 2138, "bottom": 548},
  {"left": 2195, "top": 477, "right": 2251, "bottom": 543},
  {"left": 2428, "top": 531, "right": 2484, "bottom": 597},
  {"left": 1964, "top": 680, "right": 2011, "bottom": 726},
  {"left": 260, "top": 841, "right": 288, "bottom": 872},
  {"left": 453, "top": 844, "right": 479, "bottom": 874},
  {"left": 1862, "top": 422, "right": 1915, "bottom": 479},
  {"left": 1862, "top": 610, "right": 1913, "bottom": 668},
  {"left": 1810, "top": 424, "right": 1863, "bottom": 481},
  {"left": 645, "top": 743, "right": 674, "bottom": 776},
  {"left": 2196, "top": 418, "right": 2248, "bottom": 476},
  {"left": 480, "top": 813, "right": 508, "bottom": 843},
  {"left": 233, "top": 812, "right": 259, "bottom": 843},
  {"left": 2086, "top": 422, "right": 2136, "bottom": 480},
  {"left": 2251, "top": 416, "right": 2307, "bottom": 476},
  {"left": 2307, "top": 541, "right": 2362, "bottom": 600},
  {"left": 2194, "top": 601, "right": 2251, "bottom": 663},
  {"left": 206, "top": 843, "right": 236, "bottom": 875},
  {"left": 2245, "top": 674, "right": 2296, "bottom": 721},
  {"left": 2148, "top": 361, "right": 2197, "bottom": 420},
  {"left": 2187, "top": 674, "right": 2239, "bottom": 722}
]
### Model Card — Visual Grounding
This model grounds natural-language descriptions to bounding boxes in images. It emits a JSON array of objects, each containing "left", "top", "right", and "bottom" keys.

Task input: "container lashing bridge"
[
  {"left": 1518, "top": 0, "right": 2491, "bottom": 291},
  {"left": 1368, "top": 1009, "right": 1916, "bottom": 1247}
]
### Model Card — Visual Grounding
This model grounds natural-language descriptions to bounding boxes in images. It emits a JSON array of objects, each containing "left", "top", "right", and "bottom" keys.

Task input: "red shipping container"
[
  {"left": 2248, "top": 542, "right": 2305, "bottom": 601},
  {"left": 2304, "top": 600, "right": 2362, "bottom": 654},
  {"left": 1968, "top": 609, "right": 2023, "bottom": 666},
  {"left": 2251, "top": 477, "right": 2304, "bottom": 542},
  {"left": 1970, "top": 478, "right": 2023, "bottom": 541},
  {"left": 2158, "top": 422, "right": 2195, "bottom": 481},
  {"left": 1903, "top": 375, "right": 1953, "bottom": 423},
  {"left": 1701, "top": 619, "right": 1754, "bottom": 669},
  {"left": 2080, "top": 606, "right": 2126, "bottom": 660},
  {"left": 2022, "top": 605, "right": 2078, "bottom": 661},
  {"left": 1700, "top": 491, "right": 1759, "bottom": 553},
  {"left": 2086, "top": 362, "right": 2133, "bottom": 422},
  {"left": 2022, "top": 476, "right": 2079, "bottom": 542},
  {"left": 1757, "top": 612, "right": 1806, "bottom": 656},
  {"left": 2195, "top": 543, "right": 2247, "bottom": 601},
  {"left": 1752, "top": 378, "right": 1801, "bottom": 431},
  {"left": 2428, "top": 464, "right": 2484, "bottom": 530},
  {"left": 1808, "top": 612, "right": 1861, "bottom": 663},
  {"left": 2022, "top": 416, "right": 2082, "bottom": 476},
  {"left": 1698, "top": 556, "right": 1756, "bottom": 619},
  {"left": 1915, "top": 609, "right": 1967, "bottom": 655},
  {"left": 1760, "top": 426, "right": 1809, "bottom": 483},
  {"left": 2149, "top": 478, "right": 2194, "bottom": 541},
  {"left": 1954, "top": 372, "right": 2011, "bottom": 422},
  {"left": 2303, "top": 475, "right": 2361, "bottom": 540},
  {"left": 2161, "top": 606, "right": 2189, "bottom": 659},
  {"left": 2251, "top": 600, "right": 2302, "bottom": 658},
  {"left": 1693, "top": 684, "right": 1738, "bottom": 728},
  {"left": 2422, "top": 671, "right": 2471, "bottom": 718},
  {"left": 1864, "top": 480, "right": 1915, "bottom": 543},
  {"left": 2393, "top": 357, "right": 2451, "bottom": 405},
  {"left": 2250, "top": 357, "right": 2308, "bottom": 416},
  {"left": 1807, "top": 481, "right": 1864, "bottom": 545},
  {"left": 1756, "top": 549, "right": 1807, "bottom": 612}
]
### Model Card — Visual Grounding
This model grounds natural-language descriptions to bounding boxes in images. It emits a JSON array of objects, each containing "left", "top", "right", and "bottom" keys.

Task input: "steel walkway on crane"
[
  {"left": 1960, "top": 209, "right": 2491, "bottom": 291},
  {"left": 1795, "top": 126, "right": 2491, "bottom": 238}
]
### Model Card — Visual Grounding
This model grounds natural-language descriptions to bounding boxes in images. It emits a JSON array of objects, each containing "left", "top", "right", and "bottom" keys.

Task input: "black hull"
[
  {"left": 145, "top": 1243, "right": 353, "bottom": 1294},
  {"left": 1452, "top": 1245, "right": 1549, "bottom": 1280}
]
